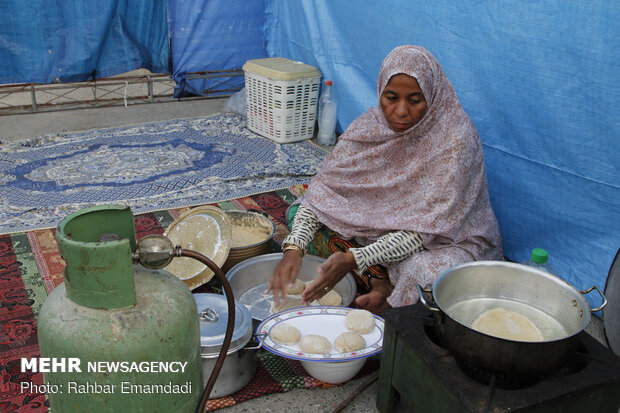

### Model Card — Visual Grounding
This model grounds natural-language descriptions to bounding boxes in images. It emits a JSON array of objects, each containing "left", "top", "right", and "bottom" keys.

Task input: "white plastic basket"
[{"left": 243, "top": 58, "right": 322, "bottom": 143}]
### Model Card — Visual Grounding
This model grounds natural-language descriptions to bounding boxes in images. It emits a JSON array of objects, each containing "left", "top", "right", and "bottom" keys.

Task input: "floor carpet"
[{"left": 0, "top": 113, "right": 328, "bottom": 235}]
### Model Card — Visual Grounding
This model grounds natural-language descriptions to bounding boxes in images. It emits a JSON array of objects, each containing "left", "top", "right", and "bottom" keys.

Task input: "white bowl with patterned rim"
[
  {"left": 255, "top": 306, "right": 384, "bottom": 383},
  {"left": 301, "top": 357, "right": 367, "bottom": 384}
]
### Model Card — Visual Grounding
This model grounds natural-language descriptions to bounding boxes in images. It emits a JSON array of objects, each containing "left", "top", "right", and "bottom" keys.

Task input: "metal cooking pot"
[
  {"left": 417, "top": 261, "right": 607, "bottom": 377},
  {"left": 194, "top": 294, "right": 262, "bottom": 398},
  {"left": 226, "top": 253, "right": 357, "bottom": 324}
]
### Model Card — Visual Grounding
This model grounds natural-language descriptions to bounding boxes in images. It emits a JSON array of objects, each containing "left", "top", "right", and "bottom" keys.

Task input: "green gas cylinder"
[{"left": 36, "top": 205, "right": 203, "bottom": 412}]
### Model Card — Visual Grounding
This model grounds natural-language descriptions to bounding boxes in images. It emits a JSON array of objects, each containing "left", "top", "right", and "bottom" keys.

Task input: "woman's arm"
[
  {"left": 350, "top": 230, "right": 424, "bottom": 273},
  {"left": 349, "top": 231, "right": 424, "bottom": 315},
  {"left": 302, "top": 230, "right": 424, "bottom": 305},
  {"left": 267, "top": 205, "right": 321, "bottom": 303},
  {"left": 281, "top": 204, "right": 322, "bottom": 252}
]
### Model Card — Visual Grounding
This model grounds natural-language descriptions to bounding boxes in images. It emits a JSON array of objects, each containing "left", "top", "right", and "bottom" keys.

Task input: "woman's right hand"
[
  {"left": 301, "top": 251, "right": 356, "bottom": 304},
  {"left": 266, "top": 249, "right": 303, "bottom": 305}
]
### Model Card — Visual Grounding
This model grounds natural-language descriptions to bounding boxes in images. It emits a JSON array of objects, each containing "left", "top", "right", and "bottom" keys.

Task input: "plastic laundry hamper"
[{"left": 243, "top": 58, "right": 322, "bottom": 143}]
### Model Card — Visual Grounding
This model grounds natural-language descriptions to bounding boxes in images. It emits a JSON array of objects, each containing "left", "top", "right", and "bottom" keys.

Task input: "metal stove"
[{"left": 377, "top": 303, "right": 620, "bottom": 413}]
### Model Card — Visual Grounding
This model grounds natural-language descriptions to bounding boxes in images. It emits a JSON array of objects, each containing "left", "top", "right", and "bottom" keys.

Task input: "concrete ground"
[
  {"left": 0, "top": 97, "right": 228, "bottom": 142},
  {"left": 0, "top": 95, "right": 610, "bottom": 413}
]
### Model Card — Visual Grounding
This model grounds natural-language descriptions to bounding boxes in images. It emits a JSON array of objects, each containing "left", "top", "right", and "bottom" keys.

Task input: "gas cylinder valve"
[{"left": 133, "top": 234, "right": 176, "bottom": 269}]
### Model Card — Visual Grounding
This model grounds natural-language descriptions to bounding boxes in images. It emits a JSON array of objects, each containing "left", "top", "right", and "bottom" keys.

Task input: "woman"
[{"left": 267, "top": 45, "right": 503, "bottom": 315}]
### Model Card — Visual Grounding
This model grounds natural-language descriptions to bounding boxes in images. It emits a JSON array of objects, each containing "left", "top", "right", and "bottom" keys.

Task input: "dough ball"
[
  {"left": 472, "top": 307, "right": 544, "bottom": 342},
  {"left": 334, "top": 332, "right": 366, "bottom": 352},
  {"left": 345, "top": 309, "right": 375, "bottom": 334},
  {"left": 299, "top": 334, "right": 332, "bottom": 354},
  {"left": 271, "top": 299, "right": 305, "bottom": 313},
  {"left": 270, "top": 323, "right": 301, "bottom": 345},
  {"left": 286, "top": 279, "right": 305, "bottom": 295},
  {"left": 318, "top": 289, "right": 342, "bottom": 306}
]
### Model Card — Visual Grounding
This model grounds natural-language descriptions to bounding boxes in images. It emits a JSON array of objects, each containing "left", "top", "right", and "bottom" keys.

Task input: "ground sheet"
[
  {"left": 0, "top": 186, "right": 379, "bottom": 412},
  {"left": 0, "top": 113, "right": 327, "bottom": 235}
]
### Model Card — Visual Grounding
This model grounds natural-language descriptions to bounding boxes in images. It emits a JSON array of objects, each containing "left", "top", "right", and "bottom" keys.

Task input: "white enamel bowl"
[
  {"left": 256, "top": 306, "right": 384, "bottom": 384},
  {"left": 301, "top": 358, "right": 367, "bottom": 384}
]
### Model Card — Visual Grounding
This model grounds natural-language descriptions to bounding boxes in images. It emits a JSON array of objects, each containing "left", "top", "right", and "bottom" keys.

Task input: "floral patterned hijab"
[{"left": 302, "top": 46, "right": 502, "bottom": 303}]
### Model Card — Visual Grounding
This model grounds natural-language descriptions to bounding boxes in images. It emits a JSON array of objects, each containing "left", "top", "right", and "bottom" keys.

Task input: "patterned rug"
[
  {"left": 0, "top": 113, "right": 328, "bottom": 235},
  {"left": 0, "top": 186, "right": 379, "bottom": 412}
]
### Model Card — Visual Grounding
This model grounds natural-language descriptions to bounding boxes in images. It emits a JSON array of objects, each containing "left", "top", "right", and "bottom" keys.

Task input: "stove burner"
[
  {"left": 422, "top": 317, "right": 443, "bottom": 347},
  {"left": 377, "top": 303, "right": 620, "bottom": 413},
  {"left": 455, "top": 358, "right": 541, "bottom": 389},
  {"left": 422, "top": 321, "right": 591, "bottom": 389}
]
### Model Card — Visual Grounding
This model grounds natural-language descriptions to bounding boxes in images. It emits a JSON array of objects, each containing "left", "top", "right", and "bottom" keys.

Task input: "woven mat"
[
  {"left": 0, "top": 113, "right": 327, "bottom": 235},
  {"left": 205, "top": 351, "right": 380, "bottom": 411},
  {"left": 0, "top": 185, "right": 379, "bottom": 412}
]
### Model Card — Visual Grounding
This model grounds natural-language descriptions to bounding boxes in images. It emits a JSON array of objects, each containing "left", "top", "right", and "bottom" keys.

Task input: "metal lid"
[
  {"left": 194, "top": 293, "right": 252, "bottom": 357},
  {"left": 163, "top": 206, "right": 232, "bottom": 290}
]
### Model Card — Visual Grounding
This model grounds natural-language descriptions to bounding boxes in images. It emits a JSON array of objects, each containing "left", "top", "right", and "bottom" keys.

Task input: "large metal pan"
[
  {"left": 226, "top": 253, "right": 357, "bottom": 324},
  {"left": 417, "top": 260, "right": 607, "bottom": 377}
]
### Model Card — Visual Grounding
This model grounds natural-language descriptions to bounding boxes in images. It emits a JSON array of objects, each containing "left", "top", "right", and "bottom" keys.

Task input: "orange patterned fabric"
[{"left": 302, "top": 46, "right": 503, "bottom": 305}]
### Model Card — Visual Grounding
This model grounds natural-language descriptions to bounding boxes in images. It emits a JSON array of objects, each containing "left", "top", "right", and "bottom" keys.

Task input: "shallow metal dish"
[
  {"left": 222, "top": 210, "right": 276, "bottom": 272},
  {"left": 226, "top": 253, "right": 357, "bottom": 323},
  {"left": 163, "top": 205, "right": 231, "bottom": 290}
]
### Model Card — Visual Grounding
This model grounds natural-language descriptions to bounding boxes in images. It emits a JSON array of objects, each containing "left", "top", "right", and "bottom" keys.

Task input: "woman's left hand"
[{"left": 301, "top": 251, "right": 356, "bottom": 304}]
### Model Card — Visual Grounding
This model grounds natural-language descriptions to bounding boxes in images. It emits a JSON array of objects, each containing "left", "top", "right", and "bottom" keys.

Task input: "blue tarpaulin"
[
  {"left": 0, "top": 0, "right": 617, "bottom": 310},
  {"left": 0, "top": 0, "right": 169, "bottom": 84},
  {"left": 264, "top": 0, "right": 620, "bottom": 308},
  {"left": 168, "top": 0, "right": 267, "bottom": 96}
]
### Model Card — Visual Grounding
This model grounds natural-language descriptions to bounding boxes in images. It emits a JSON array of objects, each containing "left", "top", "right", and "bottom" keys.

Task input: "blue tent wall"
[
  {"left": 0, "top": 0, "right": 617, "bottom": 309},
  {"left": 264, "top": 0, "right": 620, "bottom": 308},
  {"left": 0, "top": 0, "right": 169, "bottom": 84},
  {"left": 0, "top": 0, "right": 267, "bottom": 91},
  {"left": 168, "top": 0, "right": 267, "bottom": 96}
]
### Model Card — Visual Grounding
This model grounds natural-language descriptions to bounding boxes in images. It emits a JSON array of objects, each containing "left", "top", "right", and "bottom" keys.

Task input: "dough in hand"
[
  {"left": 271, "top": 299, "right": 305, "bottom": 313},
  {"left": 472, "top": 307, "right": 544, "bottom": 342},
  {"left": 334, "top": 332, "right": 366, "bottom": 352},
  {"left": 299, "top": 334, "right": 332, "bottom": 354},
  {"left": 270, "top": 323, "right": 301, "bottom": 345},
  {"left": 318, "top": 289, "right": 343, "bottom": 306},
  {"left": 345, "top": 309, "right": 375, "bottom": 334},
  {"left": 286, "top": 279, "right": 305, "bottom": 295}
]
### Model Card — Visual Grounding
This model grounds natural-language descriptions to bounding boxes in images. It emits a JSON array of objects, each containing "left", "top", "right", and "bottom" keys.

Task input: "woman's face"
[{"left": 379, "top": 73, "right": 428, "bottom": 132}]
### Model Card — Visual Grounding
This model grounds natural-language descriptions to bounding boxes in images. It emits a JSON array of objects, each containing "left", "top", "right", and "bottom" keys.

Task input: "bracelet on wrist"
[{"left": 282, "top": 243, "right": 304, "bottom": 257}]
